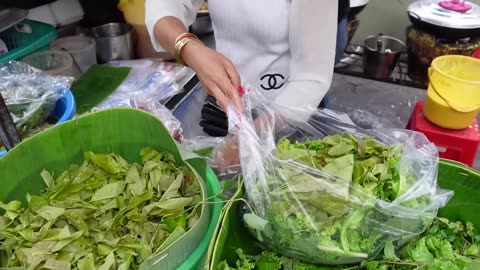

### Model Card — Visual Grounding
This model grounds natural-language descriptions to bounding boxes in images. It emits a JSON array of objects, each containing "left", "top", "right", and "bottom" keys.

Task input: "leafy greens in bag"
[
  {"left": 0, "top": 147, "right": 201, "bottom": 269},
  {"left": 226, "top": 87, "right": 451, "bottom": 266}
]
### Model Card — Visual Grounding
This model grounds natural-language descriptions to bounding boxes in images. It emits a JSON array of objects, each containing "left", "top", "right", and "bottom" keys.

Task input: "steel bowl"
[
  {"left": 363, "top": 35, "right": 405, "bottom": 79},
  {"left": 92, "top": 23, "right": 134, "bottom": 63}
]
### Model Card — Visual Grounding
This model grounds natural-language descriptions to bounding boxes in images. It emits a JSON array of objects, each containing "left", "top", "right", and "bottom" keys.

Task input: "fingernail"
[{"left": 238, "top": 86, "right": 244, "bottom": 96}]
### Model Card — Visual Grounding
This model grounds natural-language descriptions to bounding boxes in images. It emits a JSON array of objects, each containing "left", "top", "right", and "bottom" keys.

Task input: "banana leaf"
[
  {"left": 0, "top": 108, "right": 223, "bottom": 270},
  {"left": 205, "top": 159, "right": 480, "bottom": 270},
  {"left": 204, "top": 180, "right": 263, "bottom": 270},
  {"left": 437, "top": 159, "right": 480, "bottom": 230}
]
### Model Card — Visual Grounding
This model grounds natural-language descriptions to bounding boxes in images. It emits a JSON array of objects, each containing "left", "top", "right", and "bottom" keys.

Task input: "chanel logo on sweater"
[{"left": 260, "top": 74, "right": 285, "bottom": 90}]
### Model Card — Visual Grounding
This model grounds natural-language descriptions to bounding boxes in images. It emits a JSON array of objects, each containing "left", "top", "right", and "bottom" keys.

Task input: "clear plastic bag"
[
  {"left": 220, "top": 86, "right": 453, "bottom": 265},
  {"left": 0, "top": 61, "right": 72, "bottom": 135},
  {"left": 91, "top": 59, "right": 190, "bottom": 141},
  {"left": 90, "top": 97, "right": 183, "bottom": 142},
  {"left": 106, "top": 59, "right": 192, "bottom": 103}
]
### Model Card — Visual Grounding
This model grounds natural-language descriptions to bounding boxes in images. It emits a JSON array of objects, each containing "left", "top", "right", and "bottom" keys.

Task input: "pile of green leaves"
[
  {"left": 276, "top": 134, "right": 405, "bottom": 202},
  {"left": 219, "top": 218, "right": 480, "bottom": 270},
  {"left": 243, "top": 134, "right": 429, "bottom": 265},
  {"left": 0, "top": 147, "right": 202, "bottom": 269}
]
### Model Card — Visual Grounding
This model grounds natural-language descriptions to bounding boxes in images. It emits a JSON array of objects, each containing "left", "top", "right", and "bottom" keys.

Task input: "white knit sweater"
[{"left": 145, "top": 0, "right": 337, "bottom": 117}]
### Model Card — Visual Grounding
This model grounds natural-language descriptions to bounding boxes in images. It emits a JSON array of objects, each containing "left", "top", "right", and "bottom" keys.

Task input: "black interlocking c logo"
[{"left": 260, "top": 74, "right": 285, "bottom": 90}]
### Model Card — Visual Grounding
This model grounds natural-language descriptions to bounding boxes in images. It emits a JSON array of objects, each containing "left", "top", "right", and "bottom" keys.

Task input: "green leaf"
[
  {"left": 143, "top": 198, "right": 193, "bottom": 213},
  {"left": 328, "top": 142, "right": 354, "bottom": 156},
  {"left": 42, "top": 258, "right": 72, "bottom": 270},
  {"left": 99, "top": 252, "right": 116, "bottom": 270},
  {"left": 154, "top": 226, "right": 186, "bottom": 254},
  {"left": 0, "top": 200, "right": 22, "bottom": 211},
  {"left": 85, "top": 152, "right": 124, "bottom": 175},
  {"left": 407, "top": 238, "right": 434, "bottom": 264},
  {"left": 160, "top": 173, "right": 184, "bottom": 201},
  {"left": 52, "top": 230, "right": 84, "bottom": 252},
  {"left": 383, "top": 241, "right": 400, "bottom": 261},
  {"left": 163, "top": 215, "right": 187, "bottom": 233},
  {"left": 77, "top": 254, "right": 95, "bottom": 270},
  {"left": 40, "top": 170, "right": 54, "bottom": 188},
  {"left": 91, "top": 181, "right": 126, "bottom": 202},
  {"left": 27, "top": 195, "right": 48, "bottom": 210},
  {"left": 35, "top": 206, "right": 65, "bottom": 221},
  {"left": 322, "top": 154, "right": 354, "bottom": 182},
  {"left": 125, "top": 166, "right": 145, "bottom": 196}
]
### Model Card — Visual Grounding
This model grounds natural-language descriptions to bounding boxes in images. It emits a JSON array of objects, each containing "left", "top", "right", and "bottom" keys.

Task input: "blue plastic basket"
[{"left": 0, "top": 89, "right": 76, "bottom": 157}]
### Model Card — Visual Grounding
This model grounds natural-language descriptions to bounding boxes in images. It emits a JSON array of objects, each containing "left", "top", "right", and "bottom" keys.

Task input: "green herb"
[
  {"left": 244, "top": 134, "right": 430, "bottom": 265},
  {"left": 0, "top": 147, "right": 201, "bottom": 269},
  {"left": 219, "top": 218, "right": 480, "bottom": 270}
]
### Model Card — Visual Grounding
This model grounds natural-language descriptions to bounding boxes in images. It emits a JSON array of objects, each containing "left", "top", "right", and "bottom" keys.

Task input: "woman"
[{"left": 146, "top": 0, "right": 348, "bottom": 117}]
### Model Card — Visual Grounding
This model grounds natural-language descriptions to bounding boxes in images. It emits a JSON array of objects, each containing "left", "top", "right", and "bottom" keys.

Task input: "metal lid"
[
  {"left": 408, "top": 0, "right": 480, "bottom": 29},
  {"left": 0, "top": 8, "right": 28, "bottom": 33}
]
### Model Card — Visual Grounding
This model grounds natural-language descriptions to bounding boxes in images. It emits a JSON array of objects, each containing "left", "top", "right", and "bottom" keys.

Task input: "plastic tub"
[
  {"left": 51, "top": 36, "right": 97, "bottom": 73},
  {"left": 0, "top": 108, "right": 222, "bottom": 270},
  {"left": 22, "top": 50, "right": 74, "bottom": 77},
  {"left": 0, "top": 89, "right": 76, "bottom": 157},
  {"left": 0, "top": 19, "right": 57, "bottom": 63},
  {"left": 424, "top": 55, "right": 480, "bottom": 129}
]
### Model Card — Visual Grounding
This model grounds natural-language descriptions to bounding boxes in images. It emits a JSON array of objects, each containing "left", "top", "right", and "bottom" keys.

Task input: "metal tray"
[{"left": 0, "top": 8, "right": 28, "bottom": 33}]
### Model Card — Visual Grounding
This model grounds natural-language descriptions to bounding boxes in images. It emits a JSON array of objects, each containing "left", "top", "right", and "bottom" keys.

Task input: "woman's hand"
[
  {"left": 213, "top": 135, "right": 240, "bottom": 174},
  {"left": 181, "top": 41, "right": 243, "bottom": 112},
  {"left": 213, "top": 112, "right": 287, "bottom": 172}
]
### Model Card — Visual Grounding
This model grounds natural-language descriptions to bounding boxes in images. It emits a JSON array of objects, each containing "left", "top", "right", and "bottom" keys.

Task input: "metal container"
[
  {"left": 363, "top": 35, "right": 405, "bottom": 79},
  {"left": 91, "top": 23, "right": 134, "bottom": 63},
  {"left": 407, "top": 0, "right": 480, "bottom": 39}
]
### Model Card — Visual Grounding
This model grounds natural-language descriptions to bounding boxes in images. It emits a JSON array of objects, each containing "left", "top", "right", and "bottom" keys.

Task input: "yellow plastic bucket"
[{"left": 424, "top": 55, "right": 480, "bottom": 129}]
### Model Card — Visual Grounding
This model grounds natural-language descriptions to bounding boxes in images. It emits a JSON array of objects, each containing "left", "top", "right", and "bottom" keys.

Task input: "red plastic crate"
[
  {"left": 474, "top": 47, "right": 480, "bottom": 59},
  {"left": 406, "top": 102, "right": 480, "bottom": 166}
]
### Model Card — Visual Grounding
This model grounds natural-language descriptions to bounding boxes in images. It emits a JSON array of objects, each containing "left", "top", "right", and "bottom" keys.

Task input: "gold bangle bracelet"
[
  {"left": 174, "top": 32, "right": 200, "bottom": 45},
  {"left": 174, "top": 37, "right": 193, "bottom": 64},
  {"left": 174, "top": 37, "right": 203, "bottom": 65}
]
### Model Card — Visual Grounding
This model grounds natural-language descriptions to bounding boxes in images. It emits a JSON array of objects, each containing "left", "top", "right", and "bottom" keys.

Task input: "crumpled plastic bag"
[
  {"left": 91, "top": 59, "right": 193, "bottom": 141},
  {"left": 216, "top": 86, "right": 453, "bottom": 265},
  {"left": 0, "top": 61, "right": 72, "bottom": 135}
]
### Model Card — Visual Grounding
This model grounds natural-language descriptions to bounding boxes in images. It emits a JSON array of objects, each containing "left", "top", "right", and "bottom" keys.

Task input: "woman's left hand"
[
  {"left": 213, "top": 135, "right": 240, "bottom": 174},
  {"left": 213, "top": 111, "right": 287, "bottom": 172}
]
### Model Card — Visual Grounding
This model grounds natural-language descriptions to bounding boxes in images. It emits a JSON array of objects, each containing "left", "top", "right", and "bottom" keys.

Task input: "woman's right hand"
[{"left": 181, "top": 41, "right": 243, "bottom": 113}]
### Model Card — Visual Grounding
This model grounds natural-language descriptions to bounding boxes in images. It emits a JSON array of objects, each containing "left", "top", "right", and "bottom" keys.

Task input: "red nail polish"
[{"left": 238, "top": 86, "right": 245, "bottom": 96}]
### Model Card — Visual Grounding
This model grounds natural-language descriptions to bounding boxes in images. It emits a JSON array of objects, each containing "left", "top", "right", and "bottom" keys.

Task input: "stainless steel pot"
[
  {"left": 407, "top": 0, "right": 480, "bottom": 39},
  {"left": 92, "top": 23, "right": 134, "bottom": 63},
  {"left": 363, "top": 35, "right": 406, "bottom": 79}
]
